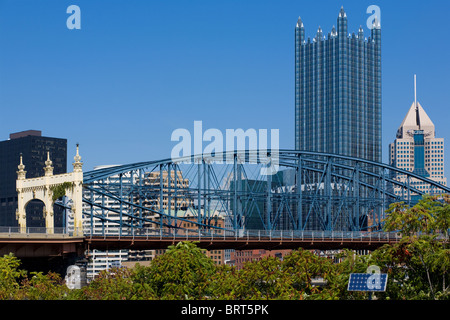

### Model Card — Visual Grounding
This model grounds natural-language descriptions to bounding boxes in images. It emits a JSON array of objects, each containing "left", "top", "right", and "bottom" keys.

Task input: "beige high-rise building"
[{"left": 389, "top": 75, "right": 446, "bottom": 196}]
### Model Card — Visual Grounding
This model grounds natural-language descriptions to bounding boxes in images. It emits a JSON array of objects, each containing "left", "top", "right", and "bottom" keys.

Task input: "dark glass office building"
[
  {"left": 0, "top": 130, "right": 67, "bottom": 227},
  {"left": 295, "top": 7, "right": 381, "bottom": 163}
]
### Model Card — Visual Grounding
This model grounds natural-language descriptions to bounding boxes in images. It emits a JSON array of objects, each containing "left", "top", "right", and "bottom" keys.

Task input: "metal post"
[
  {"left": 89, "top": 191, "right": 94, "bottom": 236},
  {"left": 168, "top": 163, "right": 172, "bottom": 228},
  {"left": 119, "top": 173, "right": 123, "bottom": 236},
  {"left": 407, "top": 176, "right": 411, "bottom": 207},
  {"left": 233, "top": 154, "right": 237, "bottom": 230},
  {"left": 297, "top": 155, "right": 303, "bottom": 230},
  {"left": 174, "top": 164, "right": 178, "bottom": 234},
  {"left": 207, "top": 162, "right": 211, "bottom": 227},
  {"left": 203, "top": 160, "right": 207, "bottom": 230},
  {"left": 267, "top": 170, "right": 272, "bottom": 230},
  {"left": 354, "top": 165, "right": 360, "bottom": 230},
  {"left": 130, "top": 170, "right": 134, "bottom": 236},
  {"left": 160, "top": 164, "right": 164, "bottom": 230},
  {"left": 198, "top": 161, "right": 202, "bottom": 227},
  {"left": 139, "top": 169, "right": 143, "bottom": 228},
  {"left": 381, "top": 170, "right": 386, "bottom": 230},
  {"left": 101, "top": 179, "right": 105, "bottom": 235},
  {"left": 326, "top": 158, "right": 332, "bottom": 231}
]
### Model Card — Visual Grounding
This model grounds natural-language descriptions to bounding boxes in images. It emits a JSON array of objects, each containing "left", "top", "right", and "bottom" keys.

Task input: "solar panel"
[{"left": 347, "top": 273, "right": 388, "bottom": 292}]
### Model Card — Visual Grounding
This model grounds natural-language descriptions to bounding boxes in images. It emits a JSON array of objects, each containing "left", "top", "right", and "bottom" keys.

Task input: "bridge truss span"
[{"left": 80, "top": 150, "right": 450, "bottom": 236}]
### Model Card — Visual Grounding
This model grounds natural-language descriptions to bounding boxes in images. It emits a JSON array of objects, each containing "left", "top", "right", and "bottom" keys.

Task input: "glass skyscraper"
[{"left": 295, "top": 7, "right": 381, "bottom": 163}]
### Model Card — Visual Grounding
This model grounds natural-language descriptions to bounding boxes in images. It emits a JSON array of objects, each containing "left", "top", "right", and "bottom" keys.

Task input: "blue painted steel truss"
[{"left": 78, "top": 150, "right": 450, "bottom": 235}]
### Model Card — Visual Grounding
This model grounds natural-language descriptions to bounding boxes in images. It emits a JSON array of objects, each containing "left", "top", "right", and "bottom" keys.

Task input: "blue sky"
[{"left": 0, "top": 0, "right": 449, "bottom": 175}]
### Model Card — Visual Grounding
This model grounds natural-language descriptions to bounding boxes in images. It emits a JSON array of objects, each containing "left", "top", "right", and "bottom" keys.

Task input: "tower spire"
[
  {"left": 414, "top": 74, "right": 421, "bottom": 129},
  {"left": 414, "top": 74, "right": 417, "bottom": 111}
]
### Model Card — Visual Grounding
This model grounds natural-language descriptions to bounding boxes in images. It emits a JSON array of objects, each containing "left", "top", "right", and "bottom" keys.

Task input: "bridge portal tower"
[{"left": 16, "top": 145, "right": 84, "bottom": 234}]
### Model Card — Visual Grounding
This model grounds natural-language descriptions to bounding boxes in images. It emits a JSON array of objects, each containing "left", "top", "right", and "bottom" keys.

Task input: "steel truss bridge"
[{"left": 74, "top": 149, "right": 449, "bottom": 239}]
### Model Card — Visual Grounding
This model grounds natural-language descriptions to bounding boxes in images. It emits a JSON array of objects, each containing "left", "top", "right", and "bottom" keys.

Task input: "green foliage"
[
  {"left": 209, "top": 256, "right": 300, "bottom": 300},
  {"left": 50, "top": 182, "right": 72, "bottom": 201},
  {"left": 0, "top": 195, "right": 448, "bottom": 300},
  {"left": 384, "top": 194, "right": 448, "bottom": 237},
  {"left": 376, "top": 194, "right": 450, "bottom": 300},
  {"left": 146, "top": 241, "right": 216, "bottom": 299},
  {"left": 0, "top": 253, "right": 27, "bottom": 299},
  {"left": 19, "top": 271, "right": 69, "bottom": 300},
  {"left": 74, "top": 266, "right": 155, "bottom": 300},
  {"left": 282, "top": 248, "right": 333, "bottom": 297}
]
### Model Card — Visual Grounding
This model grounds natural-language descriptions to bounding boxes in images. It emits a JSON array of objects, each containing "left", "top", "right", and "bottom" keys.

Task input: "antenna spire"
[
  {"left": 414, "top": 74, "right": 421, "bottom": 129},
  {"left": 414, "top": 74, "right": 417, "bottom": 111}
]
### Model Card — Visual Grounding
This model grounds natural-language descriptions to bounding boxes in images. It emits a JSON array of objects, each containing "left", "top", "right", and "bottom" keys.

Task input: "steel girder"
[{"left": 79, "top": 150, "right": 450, "bottom": 235}]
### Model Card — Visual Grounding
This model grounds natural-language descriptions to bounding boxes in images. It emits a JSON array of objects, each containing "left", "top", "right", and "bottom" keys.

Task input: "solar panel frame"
[{"left": 347, "top": 273, "right": 388, "bottom": 292}]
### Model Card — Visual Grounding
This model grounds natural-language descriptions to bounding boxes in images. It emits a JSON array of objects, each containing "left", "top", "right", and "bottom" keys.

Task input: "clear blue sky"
[{"left": 0, "top": 0, "right": 449, "bottom": 175}]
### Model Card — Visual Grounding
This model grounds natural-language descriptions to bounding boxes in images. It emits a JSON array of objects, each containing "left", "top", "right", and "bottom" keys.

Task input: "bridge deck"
[
  {"left": 85, "top": 230, "right": 402, "bottom": 251},
  {"left": 0, "top": 230, "right": 404, "bottom": 257},
  {"left": 0, "top": 233, "right": 85, "bottom": 258},
  {"left": 86, "top": 235, "right": 398, "bottom": 251}
]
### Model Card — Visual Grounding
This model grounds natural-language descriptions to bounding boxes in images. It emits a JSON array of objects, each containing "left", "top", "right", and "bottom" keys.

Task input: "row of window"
[{"left": 397, "top": 141, "right": 443, "bottom": 145}]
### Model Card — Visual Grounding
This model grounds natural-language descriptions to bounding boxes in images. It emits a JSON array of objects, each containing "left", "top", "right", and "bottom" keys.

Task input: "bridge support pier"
[{"left": 15, "top": 145, "right": 84, "bottom": 234}]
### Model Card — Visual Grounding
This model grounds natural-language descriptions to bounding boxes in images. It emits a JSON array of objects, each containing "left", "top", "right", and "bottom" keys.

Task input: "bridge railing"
[
  {"left": 84, "top": 227, "right": 404, "bottom": 243},
  {"left": 0, "top": 227, "right": 78, "bottom": 237},
  {"left": 2, "top": 227, "right": 447, "bottom": 244}
]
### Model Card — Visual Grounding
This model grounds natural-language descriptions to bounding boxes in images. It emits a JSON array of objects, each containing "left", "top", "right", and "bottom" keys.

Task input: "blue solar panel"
[{"left": 347, "top": 273, "right": 388, "bottom": 292}]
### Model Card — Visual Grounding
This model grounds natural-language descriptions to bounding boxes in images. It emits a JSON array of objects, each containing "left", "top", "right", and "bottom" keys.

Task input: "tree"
[
  {"left": 146, "top": 241, "right": 216, "bottom": 299},
  {"left": 18, "top": 271, "right": 69, "bottom": 300},
  {"left": 0, "top": 253, "right": 27, "bottom": 299},
  {"left": 317, "top": 249, "right": 371, "bottom": 300},
  {"left": 73, "top": 266, "right": 153, "bottom": 300},
  {"left": 384, "top": 194, "right": 447, "bottom": 237},
  {"left": 209, "top": 256, "right": 300, "bottom": 300},
  {"left": 373, "top": 194, "right": 450, "bottom": 300},
  {"left": 282, "top": 248, "right": 333, "bottom": 299}
]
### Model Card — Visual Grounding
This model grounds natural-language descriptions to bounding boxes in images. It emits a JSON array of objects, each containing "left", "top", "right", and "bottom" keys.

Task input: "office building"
[
  {"left": 389, "top": 76, "right": 447, "bottom": 195},
  {"left": 295, "top": 7, "right": 381, "bottom": 162},
  {"left": 83, "top": 167, "right": 199, "bottom": 278},
  {"left": 156, "top": 207, "right": 225, "bottom": 265},
  {"left": 0, "top": 130, "right": 67, "bottom": 227}
]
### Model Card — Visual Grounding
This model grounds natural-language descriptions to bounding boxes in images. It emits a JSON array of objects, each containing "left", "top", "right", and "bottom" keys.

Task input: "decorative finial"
[
  {"left": 17, "top": 153, "right": 26, "bottom": 180},
  {"left": 73, "top": 143, "right": 83, "bottom": 172},
  {"left": 45, "top": 151, "right": 53, "bottom": 166},
  {"left": 331, "top": 25, "right": 337, "bottom": 37},
  {"left": 44, "top": 151, "right": 54, "bottom": 176},
  {"left": 372, "top": 16, "right": 380, "bottom": 29}
]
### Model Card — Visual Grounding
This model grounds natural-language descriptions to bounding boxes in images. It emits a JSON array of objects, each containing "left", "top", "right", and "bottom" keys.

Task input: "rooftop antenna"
[
  {"left": 414, "top": 74, "right": 417, "bottom": 111},
  {"left": 414, "top": 74, "right": 421, "bottom": 129}
]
